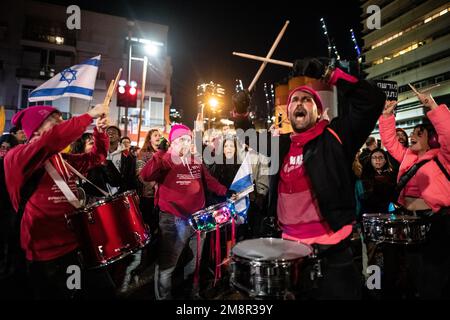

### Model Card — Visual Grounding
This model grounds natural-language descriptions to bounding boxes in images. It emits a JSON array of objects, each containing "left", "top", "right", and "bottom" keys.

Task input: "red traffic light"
[{"left": 129, "top": 87, "right": 137, "bottom": 95}]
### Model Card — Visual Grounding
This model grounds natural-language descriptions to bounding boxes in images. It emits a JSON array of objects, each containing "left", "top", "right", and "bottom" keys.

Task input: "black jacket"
[{"left": 265, "top": 78, "right": 385, "bottom": 232}]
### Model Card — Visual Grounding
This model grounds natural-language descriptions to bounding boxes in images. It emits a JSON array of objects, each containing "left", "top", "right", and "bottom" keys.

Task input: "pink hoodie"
[{"left": 378, "top": 104, "right": 450, "bottom": 212}]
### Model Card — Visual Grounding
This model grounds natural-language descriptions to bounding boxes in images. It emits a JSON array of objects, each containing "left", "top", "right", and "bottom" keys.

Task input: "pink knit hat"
[
  {"left": 286, "top": 85, "right": 323, "bottom": 113},
  {"left": 11, "top": 106, "right": 60, "bottom": 139},
  {"left": 169, "top": 124, "right": 192, "bottom": 142}
]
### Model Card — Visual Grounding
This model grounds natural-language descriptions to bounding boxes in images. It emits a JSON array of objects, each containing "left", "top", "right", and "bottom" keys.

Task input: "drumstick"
[
  {"left": 247, "top": 20, "right": 290, "bottom": 92},
  {"left": 233, "top": 52, "right": 293, "bottom": 67},
  {"left": 103, "top": 68, "right": 123, "bottom": 107},
  {"left": 408, "top": 83, "right": 420, "bottom": 95},
  {"left": 397, "top": 84, "right": 441, "bottom": 103}
]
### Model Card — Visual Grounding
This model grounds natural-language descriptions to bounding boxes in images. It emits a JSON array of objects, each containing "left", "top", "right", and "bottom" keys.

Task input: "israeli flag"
[
  {"left": 28, "top": 55, "right": 101, "bottom": 102},
  {"left": 230, "top": 154, "right": 254, "bottom": 221}
]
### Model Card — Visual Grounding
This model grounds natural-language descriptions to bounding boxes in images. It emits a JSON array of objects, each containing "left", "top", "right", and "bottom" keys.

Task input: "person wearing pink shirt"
[{"left": 379, "top": 90, "right": 450, "bottom": 299}]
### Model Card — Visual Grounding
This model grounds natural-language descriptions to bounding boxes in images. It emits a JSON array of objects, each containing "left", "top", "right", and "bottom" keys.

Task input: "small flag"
[
  {"left": 28, "top": 55, "right": 101, "bottom": 102},
  {"left": 230, "top": 153, "right": 254, "bottom": 222}
]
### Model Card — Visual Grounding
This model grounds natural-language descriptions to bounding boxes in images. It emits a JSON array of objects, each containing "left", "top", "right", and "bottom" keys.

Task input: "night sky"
[{"left": 42, "top": 0, "right": 362, "bottom": 125}]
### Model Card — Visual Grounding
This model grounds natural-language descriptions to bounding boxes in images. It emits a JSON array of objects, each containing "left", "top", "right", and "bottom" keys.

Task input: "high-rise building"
[{"left": 361, "top": 0, "right": 450, "bottom": 136}]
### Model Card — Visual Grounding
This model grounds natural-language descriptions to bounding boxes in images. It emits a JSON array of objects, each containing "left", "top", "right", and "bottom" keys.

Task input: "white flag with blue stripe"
[
  {"left": 28, "top": 55, "right": 101, "bottom": 102},
  {"left": 230, "top": 153, "right": 254, "bottom": 221}
]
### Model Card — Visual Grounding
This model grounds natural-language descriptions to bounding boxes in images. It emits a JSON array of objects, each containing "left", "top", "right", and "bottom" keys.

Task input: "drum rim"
[
  {"left": 362, "top": 213, "right": 423, "bottom": 222},
  {"left": 84, "top": 190, "right": 138, "bottom": 210},
  {"left": 191, "top": 200, "right": 235, "bottom": 216},
  {"left": 82, "top": 236, "right": 151, "bottom": 269}
]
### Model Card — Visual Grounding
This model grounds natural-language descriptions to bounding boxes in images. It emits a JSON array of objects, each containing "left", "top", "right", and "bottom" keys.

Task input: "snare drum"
[
  {"left": 189, "top": 201, "right": 236, "bottom": 233},
  {"left": 230, "top": 238, "right": 312, "bottom": 299},
  {"left": 362, "top": 213, "right": 431, "bottom": 245},
  {"left": 65, "top": 190, "right": 150, "bottom": 268}
]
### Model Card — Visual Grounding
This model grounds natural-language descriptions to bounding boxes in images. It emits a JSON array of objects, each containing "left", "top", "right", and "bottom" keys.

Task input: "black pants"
[
  {"left": 298, "top": 238, "right": 362, "bottom": 300},
  {"left": 27, "top": 250, "right": 116, "bottom": 300},
  {"left": 139, "top": 196, "right": 158, "bottom": 235},
  {"left": 413, "top": 213, "right": 450, "bottom": 299}
]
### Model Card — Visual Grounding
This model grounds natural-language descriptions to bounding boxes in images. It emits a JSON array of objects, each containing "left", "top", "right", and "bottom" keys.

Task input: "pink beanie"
[
  {"left": 286, "top": 85, "right": 324, "bottom": 113},
  {"left": 11, "top": 106, "right": 60, "bottom": 139},
  {"left": 169, "top": 124, "right": 192, "bottom": 142}
]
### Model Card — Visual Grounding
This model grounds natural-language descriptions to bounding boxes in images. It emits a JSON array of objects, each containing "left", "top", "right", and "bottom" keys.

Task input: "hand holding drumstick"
[{"left": 408, "top": 83, "right": 438, "bottom": 111}]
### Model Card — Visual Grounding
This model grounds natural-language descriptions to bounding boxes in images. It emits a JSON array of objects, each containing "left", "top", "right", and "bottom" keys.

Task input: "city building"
[
  {"left": 0, "top": 0, "right": 172, "bottom": 144},
  {"left": 360, "top": 0, "right": 450, "bottom": 137}
]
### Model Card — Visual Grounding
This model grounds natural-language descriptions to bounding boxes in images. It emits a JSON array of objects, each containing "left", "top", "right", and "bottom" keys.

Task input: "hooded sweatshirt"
[
  {"left": 4, "top": 114, "right": 108, "bottom": 261},
  {"left": 278, "top": 120, "right": 352, "bottom": 244},
  {"left": 140, "top": 150, "right": 227, "bottom": 218}
]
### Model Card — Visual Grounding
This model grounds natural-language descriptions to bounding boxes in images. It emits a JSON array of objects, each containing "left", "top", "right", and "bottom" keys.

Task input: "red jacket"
[
  {"left": 4, "top": 114, "right": 109, "bottom": 261},
  {"left": 140, "top": 150, "right": 227, "bottom": 218}
]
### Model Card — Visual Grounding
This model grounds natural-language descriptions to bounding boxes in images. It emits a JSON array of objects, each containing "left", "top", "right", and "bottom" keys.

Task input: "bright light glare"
[
  {"left": 119, "top": 80, "right": 127, "bottom": 87},
  {"left": 129, "top": 87, "right": 137, "bottom": 95},
  {"left": 208, "top": 97, "right": 218, "bottom": 108},
  {"left": 130, "top": 80, "right": 137, "bottom": 88},
  {"left": 145, "top": 43, "right": 159, "bottom": 56},
  {"left": 118, "top": 86, "right": 125, "bottom": 94}
]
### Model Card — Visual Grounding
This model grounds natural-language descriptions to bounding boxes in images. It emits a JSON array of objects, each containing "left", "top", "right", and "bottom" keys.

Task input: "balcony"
[{"left": 22, "top": 16, "right": 76, "bottom": 48}]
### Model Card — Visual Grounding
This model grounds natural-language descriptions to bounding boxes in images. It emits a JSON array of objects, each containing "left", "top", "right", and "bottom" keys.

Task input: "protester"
[
  {"left": 379, "top": 94, "right": 450, "bottom": 299},
  {"left": 3, "top": 104, "right": 116, "bottom": 299},
  {"left": 140, "top": 124, "right": 228, "bottom": 300}
]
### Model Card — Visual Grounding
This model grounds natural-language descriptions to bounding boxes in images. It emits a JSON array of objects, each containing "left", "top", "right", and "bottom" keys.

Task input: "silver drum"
[
  {"left": 230, "top": 238, "right": 312, "bottom": 299},
  {"left": 362, "top": 213, "right": 431, "bottom": 244}
]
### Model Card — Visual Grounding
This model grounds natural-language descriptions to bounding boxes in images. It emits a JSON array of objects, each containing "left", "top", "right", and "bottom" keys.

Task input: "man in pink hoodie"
[
  {"left": 379, "top": 90, "right": 450, "bottom": 298},
  {"left": 140, "top": 124, "right": 228, "bottom": 299}
]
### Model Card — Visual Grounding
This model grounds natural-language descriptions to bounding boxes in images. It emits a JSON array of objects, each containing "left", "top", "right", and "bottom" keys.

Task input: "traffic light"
[
  {"left": 116, "top": 80, "right": 138, "bottom": 108},
  {"left": 128, "top": 82, "right": 137, "bottom": 108}
]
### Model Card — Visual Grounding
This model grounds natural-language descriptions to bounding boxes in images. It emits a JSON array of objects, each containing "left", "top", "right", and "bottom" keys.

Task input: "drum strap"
[
  {"left": 394, "top": 158, "right": 432, "bottom": 200},
  {"left": 45, "top": 160, "right": 81, "bottom": 209},
  {"left": 62, "top": 160, "right": 111, "bottom": 197}
]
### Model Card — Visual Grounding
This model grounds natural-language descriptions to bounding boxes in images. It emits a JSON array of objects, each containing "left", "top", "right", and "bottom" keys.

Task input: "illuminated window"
[{"left": 371, "top": 6, "right": 449, "bottom": 50}]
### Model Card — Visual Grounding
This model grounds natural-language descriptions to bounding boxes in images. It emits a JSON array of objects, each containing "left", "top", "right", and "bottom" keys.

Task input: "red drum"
[{"left": 65, "top": 190, "right": 150, "bottom": 269}]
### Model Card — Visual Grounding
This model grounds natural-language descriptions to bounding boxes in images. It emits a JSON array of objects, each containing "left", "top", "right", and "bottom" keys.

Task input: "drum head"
[{"left": 231, "top": 238, "right": 312, "bottom": 262}]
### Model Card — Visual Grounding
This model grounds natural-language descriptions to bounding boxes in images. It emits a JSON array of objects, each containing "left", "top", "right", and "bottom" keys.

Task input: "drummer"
[
  {"left": 3, "top": 104, "right": 116, "bottom": 299},
  {"left": 379, "top": 90, "right": 450, "bottom": 298},
  {"left": 140, "top": 124, "right": 228, "bottom": 300},
  {"left": 271, "top": 58, "right": 385, "bottom": 299}
]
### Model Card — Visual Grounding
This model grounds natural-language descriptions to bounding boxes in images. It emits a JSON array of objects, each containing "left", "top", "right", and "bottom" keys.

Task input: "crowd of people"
[{"left": 0, "top": 57, "right": 449, "bottom": 300}]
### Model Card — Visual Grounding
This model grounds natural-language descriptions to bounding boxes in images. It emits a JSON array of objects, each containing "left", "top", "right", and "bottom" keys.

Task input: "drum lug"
[
  {"left": 134, "top": 232, "right": 142, "bottom": 244},
  {"left": 87, "top": 211, "right": 95, "bottom": 224},
  {"left": 97, "top": 246, "right": 105, "bottom": 260},
  {"left": 123, "top": 199, "right": 130, "bottom": 209},
  {"left": 65, "top": 214, "right": 73, "bottom": 230}
]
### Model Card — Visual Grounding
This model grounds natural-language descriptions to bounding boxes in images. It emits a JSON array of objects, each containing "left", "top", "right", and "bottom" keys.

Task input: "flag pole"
[{"left": 137, "top": 56, "right": 148, "bottom": 146}]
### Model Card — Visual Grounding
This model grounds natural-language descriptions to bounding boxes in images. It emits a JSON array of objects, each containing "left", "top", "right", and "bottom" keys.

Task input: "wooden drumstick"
[
  {"left": 233, "top": 52, "right": 293, "bottom": 67},
  {"left": 103, "top": 68, "right": 123, "bottom": 107},
  {"left": 397, "top": 84, "right": 441, "bottom": 103},
  {"left": 247, "top": 20, "right": 290, "bottom": 92},
  {"left": 408, "top": 83, "right": 420, "bottom": 95}
]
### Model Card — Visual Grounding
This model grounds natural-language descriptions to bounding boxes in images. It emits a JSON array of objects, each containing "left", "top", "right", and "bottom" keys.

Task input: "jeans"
[{"left": 154, "top": 211, "right": 205, "bottom": 300}]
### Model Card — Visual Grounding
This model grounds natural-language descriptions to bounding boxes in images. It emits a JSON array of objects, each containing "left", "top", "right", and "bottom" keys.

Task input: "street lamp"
[
  {"left": 145, "top": 43, "right": 159, "bottom": 56},
  {"left": 208, "top": 97, "right": 218, "bottom": 109},
  {"left": 123, "top": 35, "right": 164, "bottom": 139}
]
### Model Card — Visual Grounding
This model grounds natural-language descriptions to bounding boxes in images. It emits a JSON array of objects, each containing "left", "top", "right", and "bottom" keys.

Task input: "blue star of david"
[{"left": 59, "top": 68, "right": 77, "bottom": 84}]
